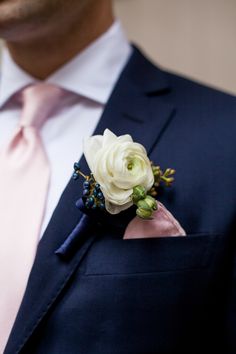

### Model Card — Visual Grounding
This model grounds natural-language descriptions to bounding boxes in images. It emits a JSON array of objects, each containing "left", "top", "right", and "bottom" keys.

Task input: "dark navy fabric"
[{"left": 4, "top": 47, "right": 236, "bottom": 354}]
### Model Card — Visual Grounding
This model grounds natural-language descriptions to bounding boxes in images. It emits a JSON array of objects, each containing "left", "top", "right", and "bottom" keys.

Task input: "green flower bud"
[
  {"left": 145, "top": 195, "right": 158, "bottom": 210},
  {"left": 136, "top": 207, "right": 153, "bottom": 219},
  {"left": 137, "top": 199, "right": 151, "bottom": 210},
  {"left": 132, "top": 185, "right": 146, "bottom": 204}
]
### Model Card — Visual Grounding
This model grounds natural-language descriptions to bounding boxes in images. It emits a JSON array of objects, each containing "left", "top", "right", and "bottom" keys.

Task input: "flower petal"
[{"left": 83, "top": 135, "right": 103, "bottom": 171}]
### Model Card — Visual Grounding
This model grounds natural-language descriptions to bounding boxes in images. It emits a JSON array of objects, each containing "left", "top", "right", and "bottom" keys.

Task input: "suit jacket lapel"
[
  {"left": 93, "top": 47, "right": 175, "bottom": 150},
  {"left": 4, "top": 47, "right": 175, "bottom": 354}
]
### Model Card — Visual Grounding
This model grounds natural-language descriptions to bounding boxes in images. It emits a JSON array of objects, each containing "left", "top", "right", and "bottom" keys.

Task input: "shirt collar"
[
  {"left": 0, "top": 20, "right": 132, "bottom": 107},
  {"left": 0, "top": 50, "right": 38, "bottom": 107}
]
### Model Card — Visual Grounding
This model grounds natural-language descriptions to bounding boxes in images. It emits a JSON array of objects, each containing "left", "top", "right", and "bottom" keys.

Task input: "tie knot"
[{"left": 19, "top": 83, "right": 73, "bottom": 129}]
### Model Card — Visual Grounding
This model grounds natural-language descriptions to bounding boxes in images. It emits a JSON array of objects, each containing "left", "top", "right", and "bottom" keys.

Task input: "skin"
[{"left": 0, "top": 0, "right": 114, "bottom": 79}]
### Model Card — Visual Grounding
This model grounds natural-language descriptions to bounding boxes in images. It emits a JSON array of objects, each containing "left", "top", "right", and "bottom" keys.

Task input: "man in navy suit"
[{"left": 0, "top": 0, "right": 236, "bottom": 353}]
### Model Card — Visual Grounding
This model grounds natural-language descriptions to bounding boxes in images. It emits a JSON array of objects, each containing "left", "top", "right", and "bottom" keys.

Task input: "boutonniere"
[
  {"left": 73, "top": 129, "right": 175, "bottom": 220},
  {"left": 55, "top": 129, "right": 178, "bottom": 258}
]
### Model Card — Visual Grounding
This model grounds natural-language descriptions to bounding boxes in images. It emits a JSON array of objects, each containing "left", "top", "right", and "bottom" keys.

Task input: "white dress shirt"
[{"left": 0, "top": 21, "right": 132, "bottom": 237}]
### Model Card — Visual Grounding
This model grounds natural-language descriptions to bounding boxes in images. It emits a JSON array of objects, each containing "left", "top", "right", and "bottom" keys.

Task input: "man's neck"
[{"left": 5, "top": 4, "right": 114, "bottom": 80}]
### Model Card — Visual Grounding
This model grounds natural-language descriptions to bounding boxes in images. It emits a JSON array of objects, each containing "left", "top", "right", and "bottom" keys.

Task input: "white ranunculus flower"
[{"left": 83, "top": 129, "right": 154, "bottom": 214}]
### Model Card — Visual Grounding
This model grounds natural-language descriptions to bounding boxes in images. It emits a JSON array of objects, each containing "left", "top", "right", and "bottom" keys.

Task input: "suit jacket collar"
[{"left": 4, "top": 46, "right": 175, "bottom": 354}]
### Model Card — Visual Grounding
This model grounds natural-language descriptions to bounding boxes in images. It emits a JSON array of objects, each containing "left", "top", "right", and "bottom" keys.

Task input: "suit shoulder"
[
  {"left": 163, "top": 69, "right": 236, "bottom": 109},
  {"left": 125, "top": 47, "right": 236, "bottom": 125},
  {"left": 158, "top": 69, "right": 236, "bottom": 149},
  {"left": 131, "top": 47, "right": 236, "bottom": 110}
]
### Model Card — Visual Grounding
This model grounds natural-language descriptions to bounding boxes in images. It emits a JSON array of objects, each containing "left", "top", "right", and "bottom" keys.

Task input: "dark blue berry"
[
  {"left": 73, "top": 172, "right": 78, "bottom": 180},
  {"left": 73, "top": 162, "right": 80, "bottom": 170},
  {"left": 87, "top": 196, "right": 95, "bottom": 207},
  {"left": 99, "top": 203, "right": 105, "bottom": 210},
  {"left": 95, "top": 183, "right": 100, "bottom": 190},
  {"left": 93, "top": 189, "right": 98, "bottom": 197},
  {"left": 83, "top": 189, "right": 90, "bottom": 197},
  {"left": 92, "top": 204, "right": 97, "bottom": 210},
  {"left": 83, "top": 181, "right": 90, "bottom": 189},
  {"left": 97, "top": 192, "right": 104, "bottom": 200}
]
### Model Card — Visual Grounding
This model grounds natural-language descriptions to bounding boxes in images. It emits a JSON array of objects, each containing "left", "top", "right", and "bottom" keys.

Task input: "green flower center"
[{"left": 127, "top": 157, "right": 142, "bottom": 174}]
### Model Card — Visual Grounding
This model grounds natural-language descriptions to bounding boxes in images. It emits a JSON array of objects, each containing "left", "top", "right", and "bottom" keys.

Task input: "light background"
[{"left": 114, "top": 0, "right": 236, "bottom": 95}]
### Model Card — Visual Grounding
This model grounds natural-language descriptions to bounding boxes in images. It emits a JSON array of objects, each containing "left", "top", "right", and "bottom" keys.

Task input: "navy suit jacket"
[{"left": 4, "top": 47, "right": 236, "bottom": 354}]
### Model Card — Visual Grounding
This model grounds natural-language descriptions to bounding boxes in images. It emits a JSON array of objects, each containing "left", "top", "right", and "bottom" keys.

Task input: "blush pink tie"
[{"left": 0, "top": 83, "right": 66, "bottom": 353}]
